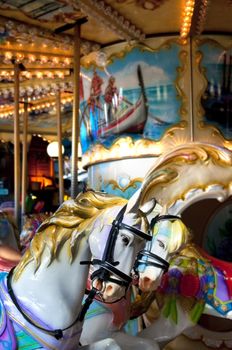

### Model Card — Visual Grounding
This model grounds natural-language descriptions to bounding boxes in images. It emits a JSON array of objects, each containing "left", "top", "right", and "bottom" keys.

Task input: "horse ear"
[
  {"left": 125, "top": 189, "right": 142, "bottom": 213},
  {"left": 126, "top": 190, "right": 161, "bottom": 215},
  {"left": 140, "top": 199, "right": 164, "bottom": 226},
  {"left": 139, "top": 199, "right": 157, "bottom": 215},
  {"left": 125, "top": 189, "right": 163, "bottom": 219}
]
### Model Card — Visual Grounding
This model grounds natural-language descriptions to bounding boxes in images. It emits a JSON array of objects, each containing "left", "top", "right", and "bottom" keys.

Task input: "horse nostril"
[
  {"left": 144, "top": 276, "right": 151, "bottom": 284},
  {"left": 105, "top": 284, "right": 113, "bottom": 295},
  {"left": 142, "top": 276, "right": 152, "bottom": 290},
  {"left": 93, "top": 279, "right": 103, "bottom": 291}
]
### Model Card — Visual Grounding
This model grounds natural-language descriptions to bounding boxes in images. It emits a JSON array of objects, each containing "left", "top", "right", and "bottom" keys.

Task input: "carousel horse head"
[
  {"left": 134, "top": 214, "right": 191, "bottom": 292},
  {"left": 85, "top": 191, "right": 156, "bottom": 303}
]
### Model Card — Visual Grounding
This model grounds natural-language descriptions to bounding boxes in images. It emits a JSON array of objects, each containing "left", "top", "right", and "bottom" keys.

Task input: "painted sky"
[{"left": 81, "top": 45, "right": 180, "bottom": 100}]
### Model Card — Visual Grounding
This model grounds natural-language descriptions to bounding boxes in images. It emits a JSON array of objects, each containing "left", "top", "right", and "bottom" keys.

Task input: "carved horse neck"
[{"left": 11, "top": 238, "right": 91, "bottom": 330}]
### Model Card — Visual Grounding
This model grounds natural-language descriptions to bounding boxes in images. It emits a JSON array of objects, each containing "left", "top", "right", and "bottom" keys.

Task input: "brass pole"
[
  {"left": 14, "top": 63, "right": 20, "bottom": 227},
  {"left": 56, "top": 90, "right": 64, "bottom": 204},
  {"left": 71, "top": 22, "right": 81, "bottom": 199},
  {"left": 21, "top": 101, "right": 28, "bottom": 222}
]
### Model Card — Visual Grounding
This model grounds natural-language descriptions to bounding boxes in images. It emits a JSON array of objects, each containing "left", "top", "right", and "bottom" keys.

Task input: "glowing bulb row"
[
  {"left": 0, "top": 81, "right": 73, "bottom": 99},
  {"left": 0, "top": 97, "right": 73, "bottom": 119},
  {"left": 180, "top": 0, "right": 195, "bottom": 39},
  {"left": 0, "top": 70, "right": 70, "bottom": 80},
  {"left": 2, "top": 51, "right": 72, "bottom": 67}
]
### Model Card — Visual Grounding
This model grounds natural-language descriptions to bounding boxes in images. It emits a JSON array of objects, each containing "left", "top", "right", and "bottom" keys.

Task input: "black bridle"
[
  {"left": 134, "top": 214, "right": 181, "bottom": 274},
  {"left": 81, "top": 204, "right": 152, "bottom": 293}
]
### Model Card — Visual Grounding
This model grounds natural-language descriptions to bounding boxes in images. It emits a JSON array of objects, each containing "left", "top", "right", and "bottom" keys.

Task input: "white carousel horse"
[
  {"left": 0, "top": 189, "right": 153, "bottom": 350},
  {"left": 80, "top": 142, "right": 232, "bottom": 350},
  {"left": 131, "top": 143, "right": 232, "bottom": 348},
  {"left": 135, "top": 215, "right": 232, "bottom": 347}
]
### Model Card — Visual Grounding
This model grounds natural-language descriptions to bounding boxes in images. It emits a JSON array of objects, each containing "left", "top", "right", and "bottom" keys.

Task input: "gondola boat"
[{"left": 98, "top": 94, "right": 147, "bottom": 135}]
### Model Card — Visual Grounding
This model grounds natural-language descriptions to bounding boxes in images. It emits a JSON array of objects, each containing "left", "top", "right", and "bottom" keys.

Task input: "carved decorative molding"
[
  {"left": 116, "top": 0, "right": 166, "bottom": 11},
  {"left": 72, "top": 0, "right": 146, "bottom": 41},
  {"left": 106, "top": 177, "right": 142, "bottom": 192},
  {"left": 194, "top": 0, "right": 211, "bottom": 36},
  {"left": 139, "top": 142, "right": 232, "bottom": 209},
  {"left": 184, "top": 325, "right": 232, "bottom": 348},
  {"left": 0, "top": 16, "right": 100, "bottom": 59}
]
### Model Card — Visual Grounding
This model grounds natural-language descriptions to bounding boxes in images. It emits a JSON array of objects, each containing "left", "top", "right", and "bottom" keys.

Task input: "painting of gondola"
[
  {"left": 200, "top": 43, "right": 232, "bottom": 140},
  {"left": 80, "top": 45, "right": 182, "bottom": 153}
]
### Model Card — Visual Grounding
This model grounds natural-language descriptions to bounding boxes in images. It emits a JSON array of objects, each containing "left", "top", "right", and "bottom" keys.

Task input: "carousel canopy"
[{"left": 0, "top": 0, "right": 230, "bottom": 141}]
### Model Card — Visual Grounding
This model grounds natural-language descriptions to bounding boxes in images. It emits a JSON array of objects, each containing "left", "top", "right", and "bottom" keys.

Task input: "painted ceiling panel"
[
  {"left": 104, "top": 0, "right": 183, "bottom": 35},
  {"left": 0, "top": 0, "right": 71, "bottom": 21}
]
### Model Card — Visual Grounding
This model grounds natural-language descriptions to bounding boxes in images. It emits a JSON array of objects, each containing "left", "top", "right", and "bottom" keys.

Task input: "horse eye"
[
  {"left": 157, "top": 239, "right": 165, "bottom": 249},
  {"left": 121, "top": 235, "right": 130, "bottom": 246}
]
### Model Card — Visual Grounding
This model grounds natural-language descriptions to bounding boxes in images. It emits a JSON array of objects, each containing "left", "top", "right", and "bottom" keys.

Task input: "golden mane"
[
  {"left": 14, "top": 191, "right": 127, "bottom": 279},
  {"left": 153, "top": 218, "right": 191, "bottom": 254}
]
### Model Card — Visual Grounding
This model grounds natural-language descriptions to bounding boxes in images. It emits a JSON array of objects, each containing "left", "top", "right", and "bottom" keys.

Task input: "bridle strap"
[
  {"left": 102, "top": 205, "right": 127, "bottom": 262},
  {"left": 134, "top": 214, "right": 180, "bottom": 273},
  {"left": 135, "top": 258, "right": 167, "bottom": 271},
  {"left": 82, "top": 205, "right": 152, "bottom": 292},
  {"left": 139, "top": 250, "right": 170, "bottom": 269},
  {"left": 89, "top": 259, "right": 132, "bottom": 286},
  {"left": 119, "top": 222, "right": 152, "bottom": 241},
  {"left": 7, "top": 268, "right": 97, "bottom": 340},
  {"left": 83, "top": 204, "right": 134, "bottom": 290},
  {"left": 135, "top": 250, "right": 169, "bottom": 272},
  {"left": 150, "top": 214, "right": 181, "bottom": 229},
  {"left": 78, "top": 287, "right": 99, "bottom": 322}
]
